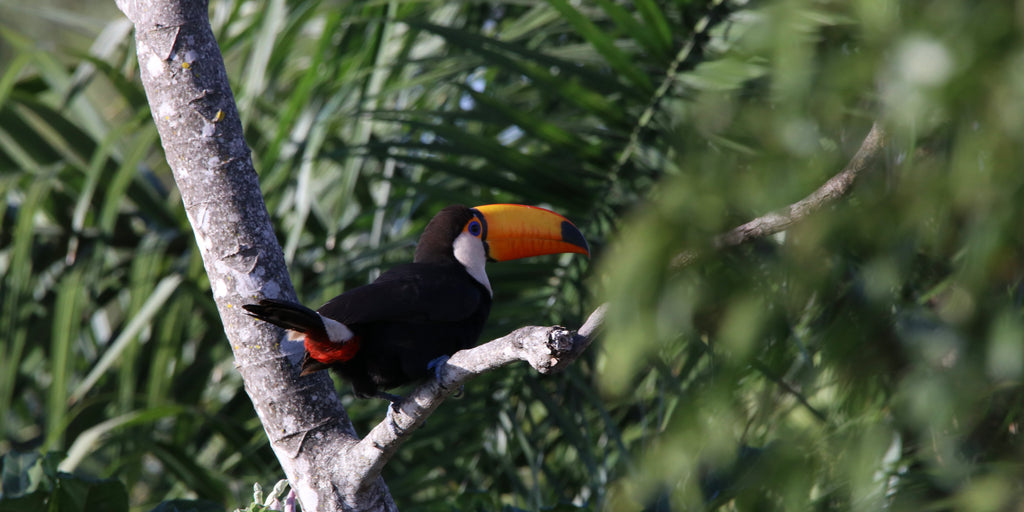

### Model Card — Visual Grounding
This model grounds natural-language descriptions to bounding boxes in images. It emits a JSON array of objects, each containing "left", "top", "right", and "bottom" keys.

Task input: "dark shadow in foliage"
[
  {"left": 148, "top": 499, "right": 226, "bottom": 512},
  {"left": 0, "top": 451, "right": 129, "bottom": 512}
]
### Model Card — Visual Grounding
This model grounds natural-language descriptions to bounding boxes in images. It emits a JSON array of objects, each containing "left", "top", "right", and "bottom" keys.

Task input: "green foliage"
[
  {"left": 599, "top": 2, "right": 1024, "bottom": 510},
  {"left": 2, "top": 0, "right": 1024, "bottom": 510},
  {"left": 0, "top": 451, "right": 129, "bottom": 512},
  {"left": 150, "top": 499, "right": 225, "bottom": 512}
]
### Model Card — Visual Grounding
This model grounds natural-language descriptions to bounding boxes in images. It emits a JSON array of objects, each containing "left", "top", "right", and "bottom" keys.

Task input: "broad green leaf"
[
  {"left": 68, "top": 274, "right": 184, "bottom": 405},
  {"left": 60, "top": 407, "right": 187, "bottom": 472},
  {"left": 543, "top": 0, "right": 653, "bottom": 91}
]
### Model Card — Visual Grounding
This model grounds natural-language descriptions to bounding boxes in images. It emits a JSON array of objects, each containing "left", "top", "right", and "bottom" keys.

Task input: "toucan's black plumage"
[{"left": 243, "top": 204, "right": 588, "bottom": 400}]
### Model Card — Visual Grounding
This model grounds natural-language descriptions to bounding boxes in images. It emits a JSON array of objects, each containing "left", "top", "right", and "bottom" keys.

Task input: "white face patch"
[
  {"left": 320, "top": 314, "right": 355, "bottom": 342},
  {"left": 453, "top": 232, "right": 492, "bottom": 296}
]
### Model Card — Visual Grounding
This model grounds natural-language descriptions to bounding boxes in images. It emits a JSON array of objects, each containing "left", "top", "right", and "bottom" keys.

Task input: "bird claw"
[
  {"left": 427, "top": 355, "right": 450, "bottom": 381},
  {"left": 383, "top": 395, "right": 411, "bottom": 434},
  {"left": 427, "top": 355, "right": 462, "bottom": 396}
]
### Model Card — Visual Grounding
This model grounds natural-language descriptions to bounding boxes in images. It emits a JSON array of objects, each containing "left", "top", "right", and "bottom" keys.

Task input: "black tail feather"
[{"left": 243, "top": 299, "right": 322, "bottom": 334}]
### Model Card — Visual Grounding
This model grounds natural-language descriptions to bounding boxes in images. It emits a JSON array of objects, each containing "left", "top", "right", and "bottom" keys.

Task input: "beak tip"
[{"left": 560, "top": 221, "right": 591, "bottom": 257}]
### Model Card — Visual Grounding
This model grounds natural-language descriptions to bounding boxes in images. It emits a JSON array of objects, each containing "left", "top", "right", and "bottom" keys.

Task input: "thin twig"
[
  {"left": 715, "top": 122, "right": 888, "bottom": 248},
  {"left": 673, "top": 122, "right": 889, "bottom": 267}
]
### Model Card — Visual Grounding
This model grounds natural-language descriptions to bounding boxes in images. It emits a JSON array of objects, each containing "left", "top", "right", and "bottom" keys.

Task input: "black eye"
[{"left": 468, "top": 220, "right": 482, "bottom": 237}]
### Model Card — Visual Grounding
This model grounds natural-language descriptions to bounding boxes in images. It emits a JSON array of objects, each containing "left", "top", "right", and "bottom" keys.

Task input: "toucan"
[{"left": 243, "top": 204, "right": 589, "bottom": 401}]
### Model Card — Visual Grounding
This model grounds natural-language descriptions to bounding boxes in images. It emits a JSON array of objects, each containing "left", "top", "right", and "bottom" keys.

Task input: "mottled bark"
[{"left": 113, "top": 0, "right": 394, "bottom": 509}]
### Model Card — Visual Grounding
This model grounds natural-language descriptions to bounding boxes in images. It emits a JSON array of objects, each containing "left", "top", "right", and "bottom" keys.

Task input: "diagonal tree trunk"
[{"left": 113, "top": 0, "right": 396, "bottom": 509}]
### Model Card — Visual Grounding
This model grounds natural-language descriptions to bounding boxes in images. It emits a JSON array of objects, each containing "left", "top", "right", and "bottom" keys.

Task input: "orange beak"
[{"left": 471, "top": 204, "right": 590, "bottom": 262}]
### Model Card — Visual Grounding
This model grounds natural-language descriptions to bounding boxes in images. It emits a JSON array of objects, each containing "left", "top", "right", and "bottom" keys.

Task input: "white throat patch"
[{"left": 453, "top": 232, "right": 492, "bottom": 296}]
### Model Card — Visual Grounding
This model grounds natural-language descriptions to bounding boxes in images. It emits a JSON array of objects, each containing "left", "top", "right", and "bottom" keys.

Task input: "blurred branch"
[
  {"left": 714, "top": 122, "right": 889, "bottom": 248},
  {"left": 568, "top": 123, "right": 889, "bottom": 418},
  {"left": 750, "top": 361, "right": 828, "bottom": 424},
  {"left": 673, "top": 121, "right": 889, "bottom": 267}
]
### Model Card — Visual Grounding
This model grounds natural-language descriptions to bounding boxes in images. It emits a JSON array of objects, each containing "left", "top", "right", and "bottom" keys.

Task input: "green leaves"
[
  {"left": 597, "top": 1, "right": 1024, "bottom": 509},
  {"left": 0, "top": 452, "right": 129, "bottom": 512},
  {"left": 0, "top": 9, "right": 240, "bottom": 508},
  {"left": 149, "top": 500, "right": 225, "bottom": 512}
]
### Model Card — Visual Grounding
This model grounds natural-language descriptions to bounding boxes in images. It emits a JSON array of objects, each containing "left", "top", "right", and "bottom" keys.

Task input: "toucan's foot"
[
  {"left": 382, "top": 394, "right": 416, "bottom": 434},
  {"left": 385, "top": 400, "right": 401, "bottom": 429},
  {"left": 427, "top": 355, "right": 450, "bottom": 380},
  {"left": 427, "top": 355, "right": 464, "bottom": 397}
]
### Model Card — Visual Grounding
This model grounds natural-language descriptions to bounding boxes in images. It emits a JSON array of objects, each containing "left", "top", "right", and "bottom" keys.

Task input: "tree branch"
[
  {"left": 714, "top": 122, "right": 888, "bottom": 249},
  {"left": 673, "top": 122, "right": 889, "bottom": 267},
  {"left": 343, "top": 304, "right": 608, "bottom": 491}
]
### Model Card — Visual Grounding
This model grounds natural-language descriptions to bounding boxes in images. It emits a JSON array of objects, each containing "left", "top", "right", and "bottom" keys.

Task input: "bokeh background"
[{"left": 2, "top": 0, "right": 1024, "bottom": 510}]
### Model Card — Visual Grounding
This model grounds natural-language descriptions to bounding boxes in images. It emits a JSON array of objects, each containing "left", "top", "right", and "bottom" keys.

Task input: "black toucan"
[{"left": 243, "top": 204, "right": 589, "bottom": 401}]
